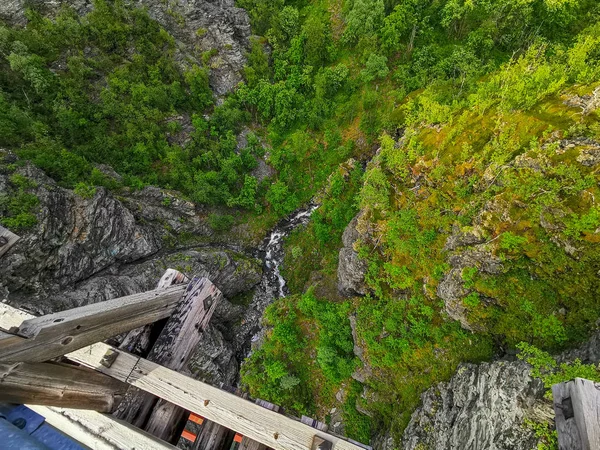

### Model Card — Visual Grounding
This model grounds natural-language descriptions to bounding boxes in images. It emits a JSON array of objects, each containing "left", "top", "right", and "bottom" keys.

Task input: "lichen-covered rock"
[
  {"left": 437, "top": 246, "right": 503, "bottom": 331},
  {"left": 349, "top": 314, "right": 373, "bottom": 383},
  {"left": 401, "top": 361, "right": 546, "bottom": 450},
  {"left": 577, "top": 147, "right": 600, "bottom": 167},
  {"left": 443, "top": 225, "right": 487, "bottom": 251},
  {"left": 564, "top": 86, "right": 600, "bottom": 115},
  {"left": 338, "top": 215, "right": 368, "bottom": 297},
  {"left": 556, "top": 329, "right": 600, "bottom": 364}
]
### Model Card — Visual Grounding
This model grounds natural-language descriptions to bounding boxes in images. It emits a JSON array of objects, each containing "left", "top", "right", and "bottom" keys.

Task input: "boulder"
[
  {"left": 401, "top": 361, "right": 546, "bottom": 450},
  {"left": 187, "top": 324, "right": 239, "bottom": 387},
  {"left": 338, "top": 215, "right": 368, "bottom": 297},
  {"left": 437, "top": 247, "right": 502, "bottom": 330}
]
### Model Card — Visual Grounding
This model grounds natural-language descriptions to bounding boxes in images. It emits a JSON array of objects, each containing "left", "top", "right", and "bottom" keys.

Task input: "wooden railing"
[{"left": 0, "top": 270, "right": 371, "bottom": 450}]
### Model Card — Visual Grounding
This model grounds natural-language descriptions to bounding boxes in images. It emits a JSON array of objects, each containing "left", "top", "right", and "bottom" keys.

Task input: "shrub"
[
  {"left": 74, "top": 182, "right": 97, "bottom": 199},
  {"left": 361, "top": 54, "right": 389, "bottom": 82},
  {"left": 208, "top": 214, "right": 236, "bottom": 232}
]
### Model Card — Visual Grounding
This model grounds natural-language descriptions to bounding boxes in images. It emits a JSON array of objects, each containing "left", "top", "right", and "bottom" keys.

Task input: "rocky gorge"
[
  {"left": 2, "top": 0, "right": 600, "bottom": 449},
  {"left": 0, "top": 154, "right": 324, "bottom": 392},
  {"left": 4, "top": 152, "right": 598, "bottom": 450}
]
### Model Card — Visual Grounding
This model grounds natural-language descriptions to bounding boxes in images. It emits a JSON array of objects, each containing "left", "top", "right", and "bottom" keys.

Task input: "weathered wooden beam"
[
  {"left": 115, "top": 277, "right": 222, "bottom": 444},
  {"left": 0, "top": 283, "right": 187, "bottom": 362},
  {"left": 72, "top": 346, "right": 368, "bottom": 450},
  {"left": 193, "top": 419, "right": 235, "bottom": 450},
  {"left": 27, "top": 405, "right": 178, "bottom": 450},
  {"left": 553, "top": 378, "right": 600, "bottom": 450},
  {"left": 0, "top": 225, "right": 20, "bottom": 258},
  {"left": 1, "top": 304, "right": 371, "bottom": 450},
  {"left": 239, "top": 399, "right": 281, "bottom": 450},
  {"left": 119, "top": 269, "right": 189, "bottom": 356},
  {"left": 0, "top": 361, "right": 126, "bottom": 412}
]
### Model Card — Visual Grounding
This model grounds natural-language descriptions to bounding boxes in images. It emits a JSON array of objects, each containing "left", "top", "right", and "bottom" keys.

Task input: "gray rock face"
[
  {"left": 338, "top": 215, "right": 368, "bottom": 297},
  {"left": 437, "top": 236, "right": 503, "bottom": 331},
  {"left": 0, "top": 0, "right": 250, "bottom": 97},
  {"left": 401, "top": 361, "right": 546, "bottom": 450},
  {"left": 1, "top": 161, "right": 260, "bottom": 389},
  {"left": 1, "top": 165, "right": 161, "bottom": 306},
  {"left": 557, "top": 330, "right": 600, "bottom": 364},
  {"left": 0, "top": 163, "right": 261, "bottom": 312},
  {"left": 187, "top": 324, "right": 239, "bottom": 386},
  {"left": 577, "top": 147, "right": 600, "bottom": 167},
  {"left": 130, "top": 0, "right": 251, "bottom": 97}
]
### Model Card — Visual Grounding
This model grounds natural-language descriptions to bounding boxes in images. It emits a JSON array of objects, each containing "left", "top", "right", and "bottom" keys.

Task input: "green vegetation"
[
  {"left": 518, "top": 342, "right": 600, "bottom": 395},
  {"left": 237, "top": 0, "right": 600, "bottom": 443},
  {"left": 2, "top": 0, "right": 600, "bottom": 445},
  {"left": 0, "top": 171, "right": 39, "bottom": 230},
  {"left": 518, "top": 343, "right": 600, "bottom": 449},
  {"left": 241, "top": 290, "right": 358, "bottom": 416},
  {"left": 208, "top": 213, "right": 236, "bottom": 232},
  {"left": 0, "top": 0, "right": 262, "bottom": 207}
]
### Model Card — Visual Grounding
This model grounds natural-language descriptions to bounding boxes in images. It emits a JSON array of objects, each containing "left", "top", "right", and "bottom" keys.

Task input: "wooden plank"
[
  {"left": 240, "top": 399, "right": 281, "bottom": 450},
  {"left": 18, "top": 283, "right": 187, "bottom": 338},
  {"left": 193, "top": 419, "right": 235, "bottom": 450},
  {"left": 0, "top": 225, "right": 20, "bottom": 258},
  {"left": 0, "top": 361, "right": 126, "bottom": 412},
  {"left": 0, "top": 329, "right": 26, "bottom": 346},
  {"left": 553, "top": 381, "right": 582, "bottom": 450},
  {"left": 301, "top": 416, "right": 329, "bottom": 432},
  {"left": 119, "top": 269, "right": 189, "bottom": 356},
  {"left": 239, "top": 436, "right": 268, "bottom": 450},
  {"left": 553, "top": 378, "right": 600, "bottom": 450},
  {"left": 27, "top": 405, "right": 178, "bottom": 450},
  {"left": 0, "top": 304, "right": 370, "bottom": 450},
  {"left": 0, "top": 284, "right": 186, "bottom": 362},
  {"left": 116, "top": 277, "right": 222, "bottom": 444},
  {"left": 79, "top": 352, "right": 368, "bottom": 450}
]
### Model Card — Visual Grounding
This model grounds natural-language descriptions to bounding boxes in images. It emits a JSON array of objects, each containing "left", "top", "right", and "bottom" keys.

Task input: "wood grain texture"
[
  {"left": 119, "top": 269, "right": 189, "bottom": 356},
  {"left": 27, "top": 405, "right": 178, "bottom": 450},
  {"left": 0, "top": 225, "right": 20, "bottom": 258},
  {"left": 127, "top": 359, "right": 367, "bottom": 450},
  {"left": 18, "top": 283, "right": 187, "bottom": 338},
  {"left": 553, "top": 378, "right": 600, "bottom": 450},
  {"left": 0, "top": 304, "right": 371, "bottom": 450},
  {"left": 239, "top": 437, "right": 267, "bottom": 450},
  {"left": 0, "top": 284, "right": 186, "bottom": 362},
  {"left": 240, "top": 399, "right": 281, "bottom": 450},
  {"left": 117, "top": 277, "right": 222, "bottom": 444},
  {"left": 0, "top": 361, "right": 126, "bottom": 412},
  {"left": 193, "top": 418, "right": 236, "bottom": 450}
]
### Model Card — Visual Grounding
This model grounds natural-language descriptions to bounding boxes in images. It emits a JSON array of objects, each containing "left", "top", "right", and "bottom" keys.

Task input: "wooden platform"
[{"left": 0, "top": 276, "right": 371, "bottom": 450}]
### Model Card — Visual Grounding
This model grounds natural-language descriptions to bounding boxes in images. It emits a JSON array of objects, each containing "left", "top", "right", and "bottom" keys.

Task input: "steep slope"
[
  {"left": 0, "top": 0, "right": 250, "bottom": 96},
  {"left": 0, "top": 155, "right": 262, "bottom": 385},
  {"left": 2, "top": 0, "right": 600, "bottom": 448},
  {"left": 240, "top": 8, "right": 600, "bottom": 444}
]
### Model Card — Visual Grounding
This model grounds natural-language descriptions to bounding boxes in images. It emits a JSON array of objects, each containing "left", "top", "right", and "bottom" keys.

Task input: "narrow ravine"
[{"left": 233, "top": 203, "right": 318, "bottom": 359}]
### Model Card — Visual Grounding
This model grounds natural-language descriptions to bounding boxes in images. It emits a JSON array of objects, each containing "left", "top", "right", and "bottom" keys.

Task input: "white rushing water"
[
  {"left": 237, "top": 203, "right": 319, "bottom": 354},
  {"left": 263, "top": 204, "right": 319, "bottom": 298}
]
